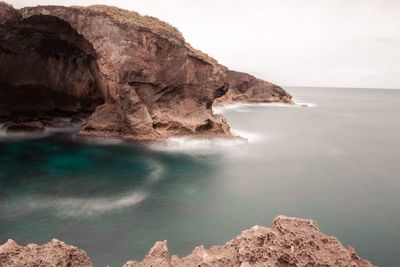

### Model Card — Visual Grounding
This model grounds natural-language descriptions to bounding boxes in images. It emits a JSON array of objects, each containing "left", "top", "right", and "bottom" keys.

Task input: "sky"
[{"left": 9, "top": 0, "right": 400, "bottom": 89}]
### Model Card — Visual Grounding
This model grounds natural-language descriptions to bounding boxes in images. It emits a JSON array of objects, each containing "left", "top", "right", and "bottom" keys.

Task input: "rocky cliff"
[
  {"left": 215, "top": 70, "right": 293, "bottom": 105},
  {"left": 0, "top": 3, "right": 292, "bottom": 140},
  {"left": 0, "top": 216, "right": 373, "bottom": 267}
]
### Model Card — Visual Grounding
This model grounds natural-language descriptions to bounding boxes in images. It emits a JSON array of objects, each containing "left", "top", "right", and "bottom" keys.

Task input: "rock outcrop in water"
[
  {"left": 215, "top": 70, "right": 293, "bottom": 105},
  {"left": 0, "top": 216, "right": 374, "bottom": 267},
  {"left": 0, "top": 3, "right": 292, "bottom": 140}
]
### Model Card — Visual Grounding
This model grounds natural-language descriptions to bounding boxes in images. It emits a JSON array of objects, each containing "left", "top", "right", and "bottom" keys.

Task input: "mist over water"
[{"left": 0, "top": 87, "right": 399, "bottom": 266}]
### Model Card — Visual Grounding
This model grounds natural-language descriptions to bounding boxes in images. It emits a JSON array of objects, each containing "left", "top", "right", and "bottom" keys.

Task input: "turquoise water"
[{"left": 0, "top": 87, "right": 399, "bottom": 266}]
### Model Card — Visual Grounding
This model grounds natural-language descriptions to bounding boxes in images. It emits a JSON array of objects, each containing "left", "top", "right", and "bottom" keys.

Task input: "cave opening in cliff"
[{"left": 0, "top": 15, "right": 104, "bottom": 128}]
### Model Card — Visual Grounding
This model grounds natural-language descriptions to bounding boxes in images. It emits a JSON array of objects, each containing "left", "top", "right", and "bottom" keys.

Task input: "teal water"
[{"left": 0, "top": 87, "right": 399, "bottom": 266}]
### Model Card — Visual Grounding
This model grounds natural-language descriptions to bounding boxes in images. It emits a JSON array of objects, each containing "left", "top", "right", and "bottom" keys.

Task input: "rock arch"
[
  {"left": 0, "top": 5, "right": 231, "bottom": 140},
  {"left": 0, "top": 13, "right": 105, "bottom": 123}
]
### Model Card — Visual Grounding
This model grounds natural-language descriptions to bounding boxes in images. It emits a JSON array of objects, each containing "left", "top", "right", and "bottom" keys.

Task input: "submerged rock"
[
  {"left": 5, "top": 121, "right": 45, "bottom": 132},
  {"left": 0, "top": 3, "right": 291, "bottom": 140},
  {"left": 0, "top": 216, "right": 374, "bottom": 267}
]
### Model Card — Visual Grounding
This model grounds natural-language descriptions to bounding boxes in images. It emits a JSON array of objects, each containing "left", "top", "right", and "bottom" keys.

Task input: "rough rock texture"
[
  {"left": 0, "top": 217, "right": 373, "bottom": 267},
  {"left": 0, "top": 239, "right": 92, "bottom": 267},
  {"left": 0, "top": 3, "right": 291, "bottom": 140},
  {"left": 215, "top": 70, "right": 293, "bottom": 105},
  {"left": 124, "top": 216, "right": 374, "bottom": 267}
]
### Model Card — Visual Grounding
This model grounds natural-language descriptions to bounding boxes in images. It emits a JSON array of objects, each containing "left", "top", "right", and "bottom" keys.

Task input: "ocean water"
[{"left": 0, "top": 87, "right": 399, "bottom": 266}]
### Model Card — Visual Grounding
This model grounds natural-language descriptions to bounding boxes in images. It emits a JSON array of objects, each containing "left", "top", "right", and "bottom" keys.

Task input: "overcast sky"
[{"left": 9, "top": 0, "right": 400, "bottom": 89}]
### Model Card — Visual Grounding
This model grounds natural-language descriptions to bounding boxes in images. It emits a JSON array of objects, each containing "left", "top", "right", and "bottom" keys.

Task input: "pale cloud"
[{"left": 7, "top": 0, "right": 400, "bottom": 89}]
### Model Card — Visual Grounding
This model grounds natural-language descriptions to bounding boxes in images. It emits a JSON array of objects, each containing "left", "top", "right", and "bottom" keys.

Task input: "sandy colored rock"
[
  {"left": 124, "top": 216, "right": 374, "bottom": 267},
  {"left": 0, "top": 239, "right": 92, "bottom": 267}
]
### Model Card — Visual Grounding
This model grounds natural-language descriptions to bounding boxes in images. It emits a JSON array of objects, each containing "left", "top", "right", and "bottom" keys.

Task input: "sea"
[{"left": 0, "top": 87, "right": 399, "bottom": 266}]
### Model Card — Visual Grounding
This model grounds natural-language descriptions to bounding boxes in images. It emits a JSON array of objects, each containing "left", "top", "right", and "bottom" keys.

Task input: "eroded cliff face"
[
  {"left": 0, "top": 216, "right": 374, "bottom": 267},
  {"left": 0, "top": 3, "right": 291, "bottom": 140}
]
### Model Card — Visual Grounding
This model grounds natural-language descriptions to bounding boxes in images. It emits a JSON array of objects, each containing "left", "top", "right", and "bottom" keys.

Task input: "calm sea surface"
[{"left": 0, "top": 87, "right": 399, "bottom": 266}]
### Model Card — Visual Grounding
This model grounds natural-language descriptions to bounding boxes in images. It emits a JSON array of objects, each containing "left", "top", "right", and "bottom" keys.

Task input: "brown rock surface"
[
  {"left": 124, "top": 216, "right": 374, "bottom": 267},
  {"left": 215, "top": 70, "right": 293, "bottom": 105},
  {"left": 0, "top": 239, "right": 92, "bottom": 267},
  {"left": 0, "top": 3, "right": 291, "bottom": 140},
  {"left": 0, "top": 2, "right": 20, "bottom": 24}
]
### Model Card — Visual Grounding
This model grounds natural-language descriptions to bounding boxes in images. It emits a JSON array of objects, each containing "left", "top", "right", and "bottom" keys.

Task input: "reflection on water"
[{"left": 1, "top": 87, "right": 400, "bottom": 267}]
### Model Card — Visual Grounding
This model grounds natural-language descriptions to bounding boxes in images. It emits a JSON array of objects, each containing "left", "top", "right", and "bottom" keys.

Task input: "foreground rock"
[
  {"left": 0, "top": 216, "right": 373, "bottom": 267},
  {"left": 125, "top": 216, "right": 373, "bottom": 267},
  {"left": 0, "top": 239, "right": 92, "bottom": 267},
  {"left": 0, "top": 3, "right": 291, "bottom": 140},
  {"left": 215, "top": 71, "right": 293, "bottom": 105}
]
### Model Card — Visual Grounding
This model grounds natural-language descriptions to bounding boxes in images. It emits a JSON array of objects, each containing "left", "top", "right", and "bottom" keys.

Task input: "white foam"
[
  {"left": 231, "top": 128, "right": 267, "bottom": 143},
  {"left": 148, "top": 136, "right": 247, "bottom": 155},
  {"left": 213, "top": 100, "right": 316, "bottom": 114}
]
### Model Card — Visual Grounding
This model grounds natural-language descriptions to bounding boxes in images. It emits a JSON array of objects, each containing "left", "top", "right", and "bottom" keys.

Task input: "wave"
[{"left": 2, "top": 191, "right": 146, "bottom": 218}]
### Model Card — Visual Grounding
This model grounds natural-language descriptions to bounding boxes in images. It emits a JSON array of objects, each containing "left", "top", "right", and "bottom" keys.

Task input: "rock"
[
  {"left": 0, "top": 2, "right": 21, "bottom": 24},
  {"left": 6, "top": 121, "right": 45, "bottom": 132},
  {"left": 215, "top": 70, "right": 293, "bottom": 105},
  {"left": 124, "top": 216, "right": 374, "bottom": 267},
  {"left": 0, "top": 3, "right": 292, "bottom": 140},
  {"left": 0, "top": 217, "right": 374, "bottom": 267},
  {"left": 0, "top": 238, "right": 92, "bottom": 267}
]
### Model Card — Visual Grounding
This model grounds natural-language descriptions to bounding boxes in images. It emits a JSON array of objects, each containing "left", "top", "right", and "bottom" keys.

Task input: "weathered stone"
[{"left": 0, "top": 239, "right": 92, "bottom": 267}]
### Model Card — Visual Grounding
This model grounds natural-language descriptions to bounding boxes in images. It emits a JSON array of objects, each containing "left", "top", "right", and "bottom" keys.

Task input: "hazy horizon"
[{"left": 8, "top": 0, "right": 400, "bottom": 89}]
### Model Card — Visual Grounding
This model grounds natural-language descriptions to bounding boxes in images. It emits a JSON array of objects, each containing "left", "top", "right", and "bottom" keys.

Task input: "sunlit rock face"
[{"left": 0, "top": 3, "right": 291, "bottom": 140}]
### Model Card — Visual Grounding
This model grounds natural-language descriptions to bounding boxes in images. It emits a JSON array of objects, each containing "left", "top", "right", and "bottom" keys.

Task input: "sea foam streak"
[
  {"left": 3, "top": 192, "right": 146, "bottom": 218},
  {"left": 212, "top": 100, "right": 316, "bottom": 114}
]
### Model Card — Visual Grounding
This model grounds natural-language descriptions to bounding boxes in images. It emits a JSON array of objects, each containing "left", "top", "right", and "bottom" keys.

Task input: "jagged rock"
[
  {"left": 215, "top": 70, "right": 293, "bottom": 104},
  {"left": 0, "top": 217, "right": 374, "bottom": 267},
  {"left": 0, "top": 239, "right": 92, "bottom": 267},
  {"left": 0, "top": 3, "right": 291, "bottom": 140},
  {"left": 124, "top": 216, "right": 374, "bottom": 267}
]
